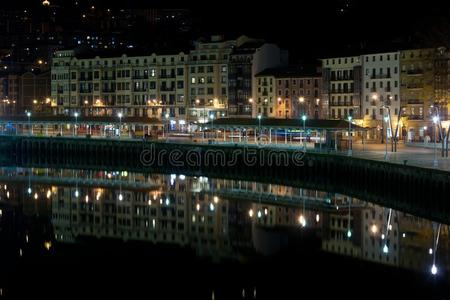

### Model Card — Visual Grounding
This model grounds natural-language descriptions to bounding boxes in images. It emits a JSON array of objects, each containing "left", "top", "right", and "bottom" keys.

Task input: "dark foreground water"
[{"left": 0, "top": 167, "right": 449, "bottom": 299}]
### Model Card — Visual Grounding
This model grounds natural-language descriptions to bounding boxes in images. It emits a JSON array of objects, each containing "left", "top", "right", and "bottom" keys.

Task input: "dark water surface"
[{"left": 0, "top": 167, "right": 449, "bottom": 299}]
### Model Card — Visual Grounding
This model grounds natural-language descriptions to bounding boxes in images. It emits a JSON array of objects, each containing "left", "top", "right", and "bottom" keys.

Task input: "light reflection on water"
[{"left": 0, "top": 167, "right": 449, "bottom": 297}]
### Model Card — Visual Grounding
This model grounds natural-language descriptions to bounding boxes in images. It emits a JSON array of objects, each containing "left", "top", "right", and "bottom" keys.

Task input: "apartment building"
[
  {"left": 255, "top": 66, "right": 322, "bottom": 119},
  {"left": 322, "top": 56, "right": 362, "bottom": 120}
]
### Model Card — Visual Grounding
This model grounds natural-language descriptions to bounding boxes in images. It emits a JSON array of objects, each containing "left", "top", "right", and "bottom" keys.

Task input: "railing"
[
  {"left": 370, "top": 101, "right": 377, "bottom": 106},
  {"left": 101, "top": 76, "right": 116, "bottom": 80},
  {"left": 331, "top": 89, "right": 354, "bottom": 94},
  {"left": 102, "top": 88, "right": 116, "bottom": 93},
  {"left": 160, "top": 86, "right": 175, "bottom": 92},
  {"left": 407, "top": 115, "right": 424, "bottom": 120},
  {"left": 407, "top": 84, "right": 424, "bottom": 89},
  {"left": 132, "top": 75, "right": 149, "bottom": 80},
  {"left": 407, "top": 99, "right": 424, "bottom": 105},
  {"left": 407, "top": 69, "right": 424, "bottom": 75},
  {"left": 370, "top": 74, "right": 391, "bottom": 79},
  {"left": 330, "top": 76, "right": 354, "bottom": 81},
  {"left": 133, "top": 88, "right": 148, "bottom": 92},
  {"left": 385, "top": 87, "right": 392, "bottom": 92},
  {"left": 159, "top": 74, "right": 176, "bottom": 79},
  {"left": 370, "top": 87, "right": 377, "bottom": 92},
  {"left": 79, "top": 89, "right": 93, "bottom": 93}
]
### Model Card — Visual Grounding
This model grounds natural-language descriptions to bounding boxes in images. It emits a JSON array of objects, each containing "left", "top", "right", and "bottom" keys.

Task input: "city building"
[
  {"left": 0, "top": 70, "right": 51, "bottom": 115},
  {"left": 321, "top": 55, "right": 362, "bottom": 120},
  {"left": 362, "top": 51, "right": 401, "bottom": 138},
  {"left": 51, "top": 49, "right": 189, "bottom": 129},
  {"left": 228, "top": 36, "right": 288, "bottom": 118},
  {"left": 255, "top": 66, "right": 322, "bottom": 119},
  {"left": 399, "top": 48, "right": 437, "bottom": 141},
  {"left": 187, "top": 36, "right": 234, "bottom": 123}
]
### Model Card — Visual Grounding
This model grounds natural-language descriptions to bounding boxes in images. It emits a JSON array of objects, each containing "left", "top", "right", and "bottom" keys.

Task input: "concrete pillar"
[
  {"left": 254, "top": 127, "right": 257, "bottom": 144},
  {"left": 239, "top": 128, "right": 242, "bottom": 143},
  {"left": 60, "top": 124, "right": 63, "bottom": 136},
  {"left": 223, "top": 127, "right": 226, "bottom": 142},
  {"left": 269, "top": 128, "right": 272, "bottom": 144},
  {"left": 285, "top": 129, "right": 287, "bottom": 144},
  {"left": 45, "top": 124, "right": 48, "bottom": 136}
]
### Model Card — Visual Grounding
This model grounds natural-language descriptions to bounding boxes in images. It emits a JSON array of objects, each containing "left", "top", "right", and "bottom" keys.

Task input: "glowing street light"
[
  {"left": 301, "top": 115, "right": 307, "bottom": 151},
  {"left": 347, "top": 115, "right": 353, "bottom": 156},
  {"left": 257, "top": 114, "right": 262, "bottom": 145},
  {"left": 433, "top": 115, "right": 439, "bottom": 167},
  {"left": 384, "top": 115, "right": 389, "bottom": 160},
  {"left": 117, "top": 112, "right": 123, "bottom": 138},
  {"left": 26, "top": 112, "right": 31, "bottom": 135},
  {"left": 73, "top": 112, "right": 79, "bottom": 136}
]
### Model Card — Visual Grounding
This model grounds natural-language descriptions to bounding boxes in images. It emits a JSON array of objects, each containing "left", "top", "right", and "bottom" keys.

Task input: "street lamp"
[
  {"left": 347, "top": 115, "right": 352, "bottom": 156},
  {"left": 117, "top": 112, "right": 123, "bottom": 138},
  {"left": 433, "top": 115, "right": 439, "bottom": 167},
  {"left": 26, "top": 112, "right": 31, "bottom": 135},
  {"left": 257, "top": 114, "right": 262, "bottom": 145},
  {"left": 384, "top": 115, "right": 389, "bottom": 160},
  {"left": 165, "top": 113, "right": 170, "bottom": 139},
  {"left": 73, "top": 112, "right": 79, "bottom": 136},
  {"left": 302, "top": 115, "right": 307, "bottom": 151},
  {"left": 210, "top": 113, "right": 215, "bottom": 141},
  {"left": 299, "top": 97, "right": 305, "bottom": 116}
]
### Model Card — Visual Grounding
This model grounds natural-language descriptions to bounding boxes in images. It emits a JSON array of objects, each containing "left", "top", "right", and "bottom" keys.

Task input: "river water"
[{"left": 0, "top": 167, "right": 448, "bottom": 299}]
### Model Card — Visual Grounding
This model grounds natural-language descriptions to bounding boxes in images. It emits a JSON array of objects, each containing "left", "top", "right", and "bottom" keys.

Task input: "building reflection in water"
[{"left": 0, "top": 167, "right": 449, "bottom": 277}]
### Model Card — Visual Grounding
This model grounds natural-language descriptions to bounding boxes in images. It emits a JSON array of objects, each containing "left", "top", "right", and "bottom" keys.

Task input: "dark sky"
[{"left": 4, "top": 0, "right": 450, "bottom": 63}]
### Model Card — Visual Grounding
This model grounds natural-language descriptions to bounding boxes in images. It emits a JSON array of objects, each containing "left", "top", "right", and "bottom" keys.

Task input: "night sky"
[{"left": 3, "top": 0, "right": 450, "bottom": 63}]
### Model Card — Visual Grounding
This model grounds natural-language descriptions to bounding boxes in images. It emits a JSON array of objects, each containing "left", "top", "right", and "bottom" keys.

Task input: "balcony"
[
  {"left": 159, "top": 74, "right": 176, "bottom": 79},
  {"left": 407, "top": 84, "right": 424, "bottom": 90},
  {"left": 132, "top": 75, "right": 149, "bottom": 80},
  {"left": 330, "top": 76, "right": 353, "bottom": 81},
  {"left": 101, "top": 76, "right": 116, "bottom": 80},
  {"left": 408, "top": 115, "right": 424, "bottom": 120},
  {"left": 160, "top": 86, "right": 175, "bottom": 92},
  {"left": 370, "top": 87, "right": 377, "bottom": 92},
  {"left": 385, "top": 87, "right": 392, "bottom": 92},
  {"left": 370, "top": 101, "right": 377, "bottom": 106},
  {"left": 370, "top": 74, "right": 391, "bottom": 79},
  {"left": 133, "top": 88, "right": 148, "bottom": 92},
  {"left": 102, "top": 88, "right": 116, "bottom": 93},
  {"left": 384, "top": 99, "right": 392, "bottom": 106},
  {"left": 330, "top": 89, "right": 354, "bottom": 94},
  {"left": 407, "top": 99, "right": 424, "bottom": 105},
  {"left": 79, "top": 77, "right": 93, "bottom": 81},
  {"left": 407, "top": 69, "right": 424, "bottom": 75},
  {"left": 79, "top": 89, "right": 93, "bottom": 93}
]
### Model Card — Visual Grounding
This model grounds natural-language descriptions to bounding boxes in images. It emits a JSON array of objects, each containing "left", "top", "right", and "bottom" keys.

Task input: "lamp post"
[
  {"left": 384, "top": 115, "right": 389, "bottom": 160},
  {"left": 165, "top": 113, "right": 170, "bottom": 139},
  {"left": 73, "top": 112, "right": 79, "bottom": 136},
  {"left": 347, "top": 115, "right": 352, "bottom": 156},
  {"left": 26, "top": 112, "right": 31, "bottom": 136},
  {"left": 117, "top": 112, "right": 123, "bottom": 138},
  {"left": 302, "top": 115, "right": 307, "bottom": 151},
  {"left": 257, "top": 114, "right": 262, "bottom": 145},
  {"left": 299, "top": 97, "right": 305, "bottom": 116},
  {"left": 433, "top": 115, "right": 439, "bottom": 167},
  {"left": 210, "top": 113, "right": 215, "bottom": 142}
]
